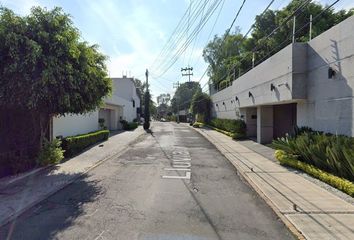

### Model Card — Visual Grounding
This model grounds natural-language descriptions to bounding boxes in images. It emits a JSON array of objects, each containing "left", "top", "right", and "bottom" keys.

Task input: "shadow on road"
[{"left": 0, "top": 173, "right": 103, "bottom": 240}]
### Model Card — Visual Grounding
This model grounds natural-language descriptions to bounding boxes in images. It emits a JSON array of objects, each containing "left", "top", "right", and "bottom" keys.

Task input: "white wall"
[
  {"left": 297, "top": 16, "right": 354, "bottom": 136},
  {"left": 53, "top": 111, "right": 99, "bottom": 138},
  {"left": 111, "top": 77, "right": 140, "bottom": 122}
]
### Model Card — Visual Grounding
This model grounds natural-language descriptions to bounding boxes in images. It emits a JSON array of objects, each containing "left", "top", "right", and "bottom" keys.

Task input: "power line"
[
  {"left": 213, "top": 0, "right": 313, "bottom": 90},
  {"left": 152, "top": 0, "right": 222, "bottom": 78},
  {"left": 224, "top": 0, "right": 246, "bottom": 36},
  {"left": 150, "top": 0, "right": 212, "bottom": 72}
]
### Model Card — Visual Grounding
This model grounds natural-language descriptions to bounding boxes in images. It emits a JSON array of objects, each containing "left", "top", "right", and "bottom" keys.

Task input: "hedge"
[
  {"left": 209, "top": 118, "right": 247, "bottom": 140},
  {"left": 275, "top": 150, "right": 354, "bottom": 197},
  {"left": 62, "top": 130, "right": 110, "bottom": 157},
  {"left": 120, "top": 120, "right": 139, "bottom": 130}
]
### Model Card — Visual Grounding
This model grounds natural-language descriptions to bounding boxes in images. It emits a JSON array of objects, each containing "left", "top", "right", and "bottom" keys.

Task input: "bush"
[
  {"left": 37, "top": 139, "right": 64, "bottom": 166},
  {"left": 209, "top": 118, "right": 247, "bottom": 139},
  {"left": 125, "top": 122, "right": 138, "bottom": 130},
  {"left": 98, "top": 118, "right": 105, "bottom": 129},
  {"left": 272, "top": 131, "right": 354, "bottom": 181},
  {"left": 62, "top": 130, "right": 109, "bottom": 157},
  {"left": 275, "top": 150, "right": 354, "bottom": 197},
  {"left": 193, "top": 122, "right": 203, "bottom": 128}
]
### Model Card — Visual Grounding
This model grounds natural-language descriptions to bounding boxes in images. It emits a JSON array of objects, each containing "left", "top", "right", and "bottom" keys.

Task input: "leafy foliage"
[
  {"left": 190, "top": 90, "right": 211, "bottom": 122},
  {"left": 120, "top": 120, "right": 138, "bottom": 130},
  {"left": 209, "top": 118, "right": 247, "bottom": 139},
  {"left": 62, "top": 130, "right": 109, "bottom": 157},
  {"left": 171, "top": 82, "right": 201, "bottom": 113},
  {"left": 203, "top": 1, "right": 354, "bottom": 87},
  {"left": 144, "top": 91, "right": 151, "bottom": 129},
  {"left": 272, "top": 131, "right": 354, "bottom": 181},
  {"left": 275, "top": 150, "right": 354, "bottom": 197},
  {"left": 37, "top": 139, "right": 64, "bottom": 166},
  {"left": 0, "top": 7, "right": 111, "bottom": 152}
]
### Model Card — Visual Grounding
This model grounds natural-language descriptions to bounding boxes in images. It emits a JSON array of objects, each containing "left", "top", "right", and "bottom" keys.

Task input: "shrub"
[
  {"left": 62, "top": 130, "right": 109, "bottom": 157},
  {"left": 272, "top": 131, "right": 354, "bottom": 181},
  {"left": 124, "top": 122, "right": 138, "bottom": 130},
  {"left": 193, "top": 122, "right": 203, "bottom": 128},
  {"left": 37, "top": 139, "right": 64, "bottom": 166},
  {"left": 275, "top": 150, "right": 354, "bottom": 197},
  {"left": 98, "top": 118, "right": 105, "bottom": 129},
  {"left": 209, "top": 118, "right": 247, "bottom": 139}
]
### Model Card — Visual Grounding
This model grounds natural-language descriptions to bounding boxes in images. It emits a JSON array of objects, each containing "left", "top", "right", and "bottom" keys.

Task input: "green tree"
[
  {"left": 144, "top": 90, "right": 151, "bottom": 129},
  {"left": 171, "top": 82, "right": 201, "bottom": 113},
  {"left": 190, "top": 90, "right": 211, "bottom": 122},
  {"left": 0, "top": 7, "right": 111, "bottom": 147},
  {"left": 203, "top": 1, "right": 354, "bottom": 87}
]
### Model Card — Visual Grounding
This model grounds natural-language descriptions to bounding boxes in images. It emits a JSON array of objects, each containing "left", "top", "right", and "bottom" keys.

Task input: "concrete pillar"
[
  {"left": 257, "top": 106, "right": 274, "bottom": 144},
  {"left": 244, "top": 108, "right": 257, "bottom": 137}
]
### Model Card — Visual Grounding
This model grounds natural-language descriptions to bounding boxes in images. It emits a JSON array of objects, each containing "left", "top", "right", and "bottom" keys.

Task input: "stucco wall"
[
  {"left": 297, "top": 15, "right": 354, "bottom": 136},
  {"left": 53, "top": 112, "right": 99, "bottom": 138},
  {"left": 111, "top": 77, "right": 140, "bottom": 122},
  {"left": 211, "top": 43, "right": 307, "bottom": 120},
  {"left": 211, "top": 16, "right": 354, "bottom": 137}
]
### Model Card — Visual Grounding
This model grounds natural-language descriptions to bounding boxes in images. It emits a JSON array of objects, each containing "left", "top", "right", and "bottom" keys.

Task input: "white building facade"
[
  {"left": 210, "top": 16, "right": 354, "bottom": 143},
  {"left": 52, "top": 76, "right": 141, "bottom": 138}
]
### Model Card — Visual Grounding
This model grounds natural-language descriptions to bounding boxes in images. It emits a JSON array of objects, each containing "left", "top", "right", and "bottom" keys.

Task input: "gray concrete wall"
[
  {"left": 297, "top": 15, "right": 354, "bottom": 136},
  {"left": 211, "top": 43, "right": 307, "bottom": 118},
  {"left": 211, "top": 15, "right": 354, "bottom": 138}
]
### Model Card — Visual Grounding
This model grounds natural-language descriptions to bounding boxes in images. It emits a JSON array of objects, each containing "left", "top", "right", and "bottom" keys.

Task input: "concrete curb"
[
  {"left": 0, "top": 130, "right": 145, "bottom": 228},
  {"left": 190, "top": 126, "right": 306, "bottom": 240},
  {"left": 0, "top": 167, "right": 49, "bottom": 189}
]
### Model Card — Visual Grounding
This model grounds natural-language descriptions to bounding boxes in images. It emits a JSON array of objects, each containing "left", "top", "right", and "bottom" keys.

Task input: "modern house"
[
  {"left": 52, "top": 76, "right": 141, "bottom": 138},
  {"left": 210, "top": 16, "right": 354, "bottom": 144}
]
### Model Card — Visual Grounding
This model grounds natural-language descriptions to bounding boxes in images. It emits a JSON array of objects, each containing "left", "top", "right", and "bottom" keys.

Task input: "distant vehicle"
[{"left": 160, "top": 118, "right": 166, "bottom": 122}]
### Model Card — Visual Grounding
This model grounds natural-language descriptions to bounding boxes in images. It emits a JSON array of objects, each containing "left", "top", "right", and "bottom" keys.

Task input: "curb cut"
[
  {"left": 190, "top": 126, "right": 306, "bottom": 240},
  {"left": 0, "top": 130, "right": 145, "bottom": 228}
]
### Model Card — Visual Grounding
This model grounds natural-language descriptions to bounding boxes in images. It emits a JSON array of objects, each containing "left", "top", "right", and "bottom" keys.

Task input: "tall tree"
[
  {"left": 203, "top": 1, "right": 354, "bottom": 87},
  {"left": 0, "top": 7, "right": 111, "bottom": 147},
  {"left": 190, "top": 89, "right": 211, "bottom": 122},
  {"left": 171, "top": 82, "right": 201, "bottom": 113}
]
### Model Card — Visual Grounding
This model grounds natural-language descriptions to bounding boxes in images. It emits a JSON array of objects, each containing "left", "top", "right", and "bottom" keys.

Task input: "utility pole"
[
  {"left": 181, "top": 67, "right": 193, "bottom": 82},
  {"left": 309, "top": 14, "right": 313, "bottom": 41},
  {"left": 144, "top": 69, "right": 150, "bottom": 130},
  {"left": 173, "top": 81, "right": 180, "bottom": 123}
]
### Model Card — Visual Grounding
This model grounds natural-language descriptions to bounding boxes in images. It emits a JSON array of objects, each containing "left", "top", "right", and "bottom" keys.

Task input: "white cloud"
[{"left": 1, "top": 0, "right": 44, "bottom": 15}]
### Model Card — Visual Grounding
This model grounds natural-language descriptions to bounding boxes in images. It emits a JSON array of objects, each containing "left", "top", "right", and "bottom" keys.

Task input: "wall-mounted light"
[
  {"left": 235, "top": 96, "right": 239, "bottom": 102},
  {"left": 328, "top": 67, "right": 336, "bottom": 79},
  {"left": 216, "top": 103, "right": 218, "bottom": 107},
  {"left": 270, "top": 83, "right": 276, "bottom": 91},
  {"left": 248, "top": 91, "right": 253, "bottom": 98},
  {"left": 222, "top": 102, "right": 225, "bottom": 105}
]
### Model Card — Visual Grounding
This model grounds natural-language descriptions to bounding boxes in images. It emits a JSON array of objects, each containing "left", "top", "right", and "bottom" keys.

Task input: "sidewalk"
[
  {"left": 194, "top": 126, "right": 354, "bottom": 240},
  {"left": 0, "top": 127, "right": 145, "bottom": 227}
]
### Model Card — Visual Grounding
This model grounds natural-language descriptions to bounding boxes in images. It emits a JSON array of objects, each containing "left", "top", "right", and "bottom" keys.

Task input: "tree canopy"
[
  {"left": 171, "top": 81, "right": 201, "bottom": 113},
  {"left": 0, "top": 7, "right": 111, "bottom": 115},
  {"left": 190, "top": 89, "right": 211, "bottom": 122},
  {"left": 203, "top": 0, "right": 354, "bottom": 88}
]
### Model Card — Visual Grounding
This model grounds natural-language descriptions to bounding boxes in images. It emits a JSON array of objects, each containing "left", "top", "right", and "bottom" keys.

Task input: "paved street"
[{"left": 0, "top": 122, "right": 294, "bottom": 240}]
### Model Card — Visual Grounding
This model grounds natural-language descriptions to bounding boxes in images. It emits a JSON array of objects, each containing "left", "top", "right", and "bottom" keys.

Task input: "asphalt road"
[{"left": 0, "top": 122, "right": 294, "bottom": 240}]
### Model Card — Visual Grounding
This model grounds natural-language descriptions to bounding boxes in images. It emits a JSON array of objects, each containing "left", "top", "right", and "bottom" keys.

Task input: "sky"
[{"left": 1, "top": 0, "right": 354, "bottom": 102}]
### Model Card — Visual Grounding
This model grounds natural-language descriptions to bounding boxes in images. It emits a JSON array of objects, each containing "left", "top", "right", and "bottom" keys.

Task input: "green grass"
[{"left": 275, "top": 150, "right": 354, "bottom": 197}]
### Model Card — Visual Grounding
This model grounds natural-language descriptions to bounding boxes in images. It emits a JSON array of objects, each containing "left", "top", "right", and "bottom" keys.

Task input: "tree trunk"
[{"left": 39, "top": 112, "right": 50, "bottom": 148}]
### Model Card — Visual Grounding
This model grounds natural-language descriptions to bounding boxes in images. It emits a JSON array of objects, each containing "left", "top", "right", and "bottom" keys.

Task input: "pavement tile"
[
  {"left": 286, "top": 213, "right": 354, "bottom": 240},
  {"left": 245, "top": 172, "right": 354, "bottom": 213}
]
